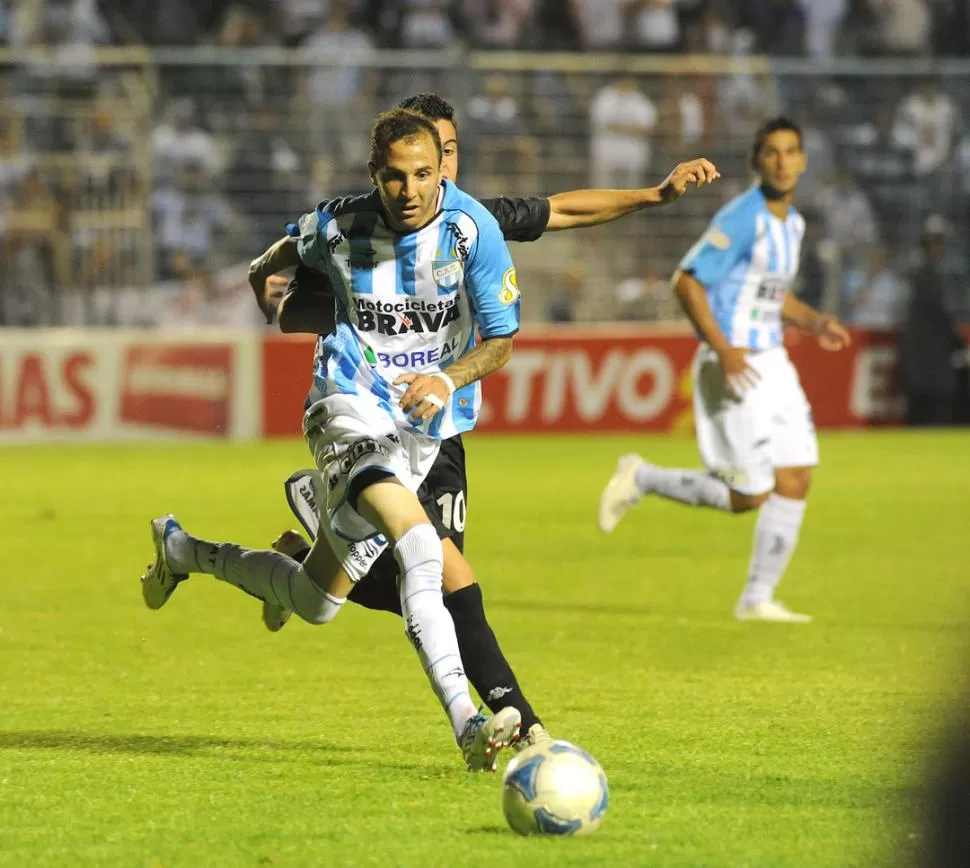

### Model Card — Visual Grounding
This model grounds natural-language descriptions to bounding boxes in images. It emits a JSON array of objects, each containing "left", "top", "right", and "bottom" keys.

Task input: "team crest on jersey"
[
  {"left": 432, "top": 259, "right": 463, "bottom": 289},
  {"left": 499, "top": 268, "right": 519, "bottom": 305}
]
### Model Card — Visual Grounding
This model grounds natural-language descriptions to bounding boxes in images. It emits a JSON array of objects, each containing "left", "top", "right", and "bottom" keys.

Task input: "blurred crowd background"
[{"left": 1, "top": 0, "right": 969, "bottom": 357}]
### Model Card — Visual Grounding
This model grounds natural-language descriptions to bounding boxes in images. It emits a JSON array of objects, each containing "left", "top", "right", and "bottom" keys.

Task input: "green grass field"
[{"left": 1, "top": 431, "right": 969, "bottom": 867}]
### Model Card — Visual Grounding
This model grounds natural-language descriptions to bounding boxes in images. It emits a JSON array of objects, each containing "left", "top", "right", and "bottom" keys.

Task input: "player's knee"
[
  {"left": 775, "top": 467, "right": 813, "bottom": 500},
  {"left": 442, "top": 547, "right": 475, "bottom": 595},
  {"left": 729, "top": 490, "right": 771, "bottom": 513},
  {"left": 302, "top": 592, "right": 344, "bottom": 625}
]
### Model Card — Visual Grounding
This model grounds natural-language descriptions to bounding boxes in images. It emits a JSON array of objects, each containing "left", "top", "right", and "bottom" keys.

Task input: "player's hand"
[
  {"left": 659, "top": 159, "right": 720, "bottom": 203},
  {"left": 717, "top": 347, "right": 761, "bottom": 397},
  {"left": 394, "top": 373, "right": 452, "bottom": 423},
  {"left": 261, "top": 275, "right": 289, "bottom": 323},
  {"left": 815, "top": 316, "right": 851, "bottom": 352}
]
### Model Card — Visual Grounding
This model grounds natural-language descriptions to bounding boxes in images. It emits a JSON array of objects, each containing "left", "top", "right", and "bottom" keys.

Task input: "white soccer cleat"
[
  {"left": 459, "top": 706, "right": 522, "bottom": 772},
  {"left": 262, "top": 530, "right": 309, "bottom": 632},
  {"left": 141, "top": 514, "right": 189, "bottom": 610},
  {"left": 514, "top": 723, "right": 553, "bottom": 753},
  {"left": 598, "top": 453, "right": 643, "bottom": 533},
  {"left": 734, "top": 599, "right": 812, "bottom": 623}
]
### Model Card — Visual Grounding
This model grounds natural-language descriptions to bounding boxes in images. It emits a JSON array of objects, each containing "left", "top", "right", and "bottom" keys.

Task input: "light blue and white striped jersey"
[
  {"left": 679, "top": 185, "right": 805, "bottom": 351},
  {"left": 287, "top": 179, "right": 521, "bottom": 440}
]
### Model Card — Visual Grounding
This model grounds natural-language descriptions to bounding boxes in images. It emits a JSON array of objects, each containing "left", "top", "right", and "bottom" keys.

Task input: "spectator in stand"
[
  {"left": 589, "top": 76, "right": 656, "bottom": 189},
  {"left": 399, "top": 0, "right": 457, "bottom": 48},
  {"left": 844, "top": 104, "right": 920, "bottom": 250},
  {"left": 467, "top": 74, "right": 539, "bottom": 191},
  {"left": 798, "top": 0, "right": 846, "bottom": 58},
  {"left": 743, "top": 0, "right": 805, "bottom": 55},
  {"left": 151, "top": 98, "right": 220, "bottom": 191},
  {"left": 892, "top": 76, "right": 959, "bottom": 178},
  {"left": 459, "top": 0, "right": 533, "bottom": 49},
  {"left": 899, "top": 215, "right": 966, "bottom": 426},
  {"left": 869, "top": 0, "right": 931, "bottom": 55},
  {"left": 845, "top": 243, "right": 909, "bottom": 327},
  {"left": 628, "top": 0, "right": 681, "bottom": 52},
  {"left": 572, "top": 0, "right": 626, "bottom": 50},
  {"left": 152, "top": 162, "right": 230, "bottom": 280},
  {"left": 815, "top": 169, "right": 880, "bottom": 255},
  {"left": 534, "top": 0, "right": 582, "bottom": 50}
]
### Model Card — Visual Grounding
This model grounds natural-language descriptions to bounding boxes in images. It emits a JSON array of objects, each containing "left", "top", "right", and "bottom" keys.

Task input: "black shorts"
[{"left": 347, "top": 434, "right": 468, "bottom": 614}]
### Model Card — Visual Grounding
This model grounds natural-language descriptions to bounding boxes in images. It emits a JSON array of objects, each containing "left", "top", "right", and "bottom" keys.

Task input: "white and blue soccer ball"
[{"left": 501, "top": 740, "right": 608, "bottom": 836}]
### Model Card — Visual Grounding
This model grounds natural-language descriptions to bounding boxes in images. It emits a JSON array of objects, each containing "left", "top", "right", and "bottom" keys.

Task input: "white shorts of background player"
[
  {"left": 693, "top": 344, "right": 818, "bottom": 497},
  {"left": 303, "top": 393, "right": 441, "bottom": 543}
]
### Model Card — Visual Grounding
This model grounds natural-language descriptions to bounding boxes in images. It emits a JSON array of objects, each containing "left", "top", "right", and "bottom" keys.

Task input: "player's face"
[
  {"left": 435, "top": 119, "right": 459, "bottom": 181},
  {"left": 372, "top": 134, "right": 442, "bottom": 232},
  {"left": 756, "top": 130, "right": 806, "bottom": 196}
]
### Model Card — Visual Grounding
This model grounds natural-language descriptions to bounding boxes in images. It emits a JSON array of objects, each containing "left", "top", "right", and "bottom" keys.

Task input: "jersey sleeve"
[
  {"left": 679, "top": 203, "right": 757, "bottom": 290},
  {"left": 464, "top": 214, "right": 521, "bottom": 339},
  {"left": 479, "top": 196, "right": 551, "bottom": 242},
  {"left": 284, "top": 199, "right": 339, "bottom": 268}
]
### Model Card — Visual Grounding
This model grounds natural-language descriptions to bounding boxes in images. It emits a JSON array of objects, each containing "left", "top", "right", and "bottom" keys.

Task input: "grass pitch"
[{"left": 1, "top": 431, "right": 969, "bottom": 867}]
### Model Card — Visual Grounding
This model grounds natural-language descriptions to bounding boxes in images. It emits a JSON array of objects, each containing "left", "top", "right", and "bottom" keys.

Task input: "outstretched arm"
[{"left": 545, "top": 158, "right": 720, "bottom": 231}]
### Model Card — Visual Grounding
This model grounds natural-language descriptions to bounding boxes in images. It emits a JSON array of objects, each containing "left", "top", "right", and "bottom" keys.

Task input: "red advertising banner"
[
  {"left": 120, "top": 345, "right": 234, "bottom": 434},
  {"left": 261, "top": 327, "right": 915, "bottom": 436}
]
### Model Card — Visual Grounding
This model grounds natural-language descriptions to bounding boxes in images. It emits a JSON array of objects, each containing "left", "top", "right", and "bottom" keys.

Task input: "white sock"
[
  {"left": 394, "top": 524, "right": 477, "bottom": 738},
  {"left": 635, "top": 464, "right": 732, "bottom": 511},
  {"left": 741, "top": 494, "right": 807, "bottom": 606},
  {"left": 165, "top": 531, "right": 345, "bottom": 624}
]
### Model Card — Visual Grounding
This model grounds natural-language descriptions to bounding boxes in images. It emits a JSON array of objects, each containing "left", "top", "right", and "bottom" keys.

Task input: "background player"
[
  {"left": 256, "top": 93, "right": 719, "bottom": 747},
  {"left": 598, "top": 117, "right": 851, "bottom": 623},
  {"left": 142, "top": 108, "right": 522, "bottom": 770}
]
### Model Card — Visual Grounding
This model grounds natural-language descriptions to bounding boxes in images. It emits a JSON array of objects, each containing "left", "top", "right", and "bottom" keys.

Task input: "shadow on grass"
[{"left": 0, "top": 730, "right": 460, "bottom": 775}]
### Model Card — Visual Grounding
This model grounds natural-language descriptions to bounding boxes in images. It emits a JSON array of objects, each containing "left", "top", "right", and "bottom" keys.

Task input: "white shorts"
[
  {"left": 302, "top": 395, "right": 440, "bottom": 543},
  {"left": 693, "top": 345, "right": 818, "bottom": 496}
]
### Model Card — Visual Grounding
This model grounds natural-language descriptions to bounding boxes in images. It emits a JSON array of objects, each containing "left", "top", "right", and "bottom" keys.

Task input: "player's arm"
[
  {"left": 545, "top": 159, "right": 720, "bottom": 231},
  {"left": 248, "top": 236, "right": 301, "bottom": 323},
  {"left": 277, "top": 264, "right": 338, "bottom": 335},
  {"left": 782, "top": 292, "right": 851, "bottom": 351}
]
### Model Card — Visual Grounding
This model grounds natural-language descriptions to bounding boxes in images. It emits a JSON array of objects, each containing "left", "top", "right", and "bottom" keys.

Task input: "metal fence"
[{"left": 1, "top": 48, "right": 968, "bottom": 327}]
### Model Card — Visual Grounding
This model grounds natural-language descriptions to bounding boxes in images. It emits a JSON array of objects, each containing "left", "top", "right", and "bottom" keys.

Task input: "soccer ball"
[{"left": 501, "top": 740, "right": 608, "bottom": 836}]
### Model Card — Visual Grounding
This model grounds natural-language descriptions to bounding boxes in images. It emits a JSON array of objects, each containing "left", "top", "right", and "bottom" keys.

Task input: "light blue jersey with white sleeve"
[
  {"left": 286, "top": 179, "right": 520, "bottom": 440},
  {"left": 678, "top": 185, "right": 805, "bottom": 351}
]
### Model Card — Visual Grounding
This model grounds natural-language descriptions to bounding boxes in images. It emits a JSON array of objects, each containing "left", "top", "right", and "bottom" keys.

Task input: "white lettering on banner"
[
  {"left": 497, "top": 346, "right": 678, "bottom": 424},
  {"left": 126, "top": 364, "right": 229, "bottom": 401},
  {"left": 572, "top": 350, "right": 625, "bottom": 421},
  {"left": 618, "top": 350, "right": 675, "bottom": 420},
  {"left": 503, "top": 351, "right": 546, "bottom": 422},
  {"left": 850, "top": 347, "right": 903, "bottom": 420}
]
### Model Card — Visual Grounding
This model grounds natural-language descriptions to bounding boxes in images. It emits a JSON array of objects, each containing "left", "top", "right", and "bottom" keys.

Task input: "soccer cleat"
[
  {"left": 261, "top": 531, "right": 309, "bottom": 632},
  {"left": 514, "top": 723, "right": 553, "bottom": 753},
  {"left": 734, "top": 599, "right": 812, "bottom": 623},
  {"left": 141, "top": 515, "right": 189, "bottom": 610},
  {"left": 459, "top": 706, "right": 521, "bottom": 772},
  {"left": 598, "top": 453, "right": 643, "bottom": 533}
]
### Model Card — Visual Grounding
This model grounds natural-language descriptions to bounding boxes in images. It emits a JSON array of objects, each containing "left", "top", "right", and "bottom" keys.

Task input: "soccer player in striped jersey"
[
  {"left": 599, "top": 117, "right": 851, "bottom": 623},
  {"left": 255, "top": 93, "right": 718, "bottom": 749},
  {"left": 141, "top": 108, "right": 526, "bottom": 770}
]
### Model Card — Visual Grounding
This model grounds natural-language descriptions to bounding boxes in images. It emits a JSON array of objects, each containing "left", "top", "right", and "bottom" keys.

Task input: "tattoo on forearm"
[{"left": 444, "top": 338, "right": 513, "bottom": 389}]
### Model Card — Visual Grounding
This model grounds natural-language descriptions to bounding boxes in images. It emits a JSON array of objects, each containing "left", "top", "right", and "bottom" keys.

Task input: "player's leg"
[
  {"left": 419, "top": 437, "right": 548, "bottom": 745},
  {"left": 598, "top": 346, "right": 759, "bottom": 532},
  {"left": 309, "top": 399, "right": 519, "bottom": 768},
  {"left": 736, "top": 353, "right": 818, "bottom": 622},
  {"left": 141, "top": 515, "right": 351, "bottom": 625}
]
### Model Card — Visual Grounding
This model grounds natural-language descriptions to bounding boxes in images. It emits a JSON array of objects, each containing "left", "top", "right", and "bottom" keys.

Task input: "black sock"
[{"left": 444, "top": 584, "right": 541, "bottom": 732}]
